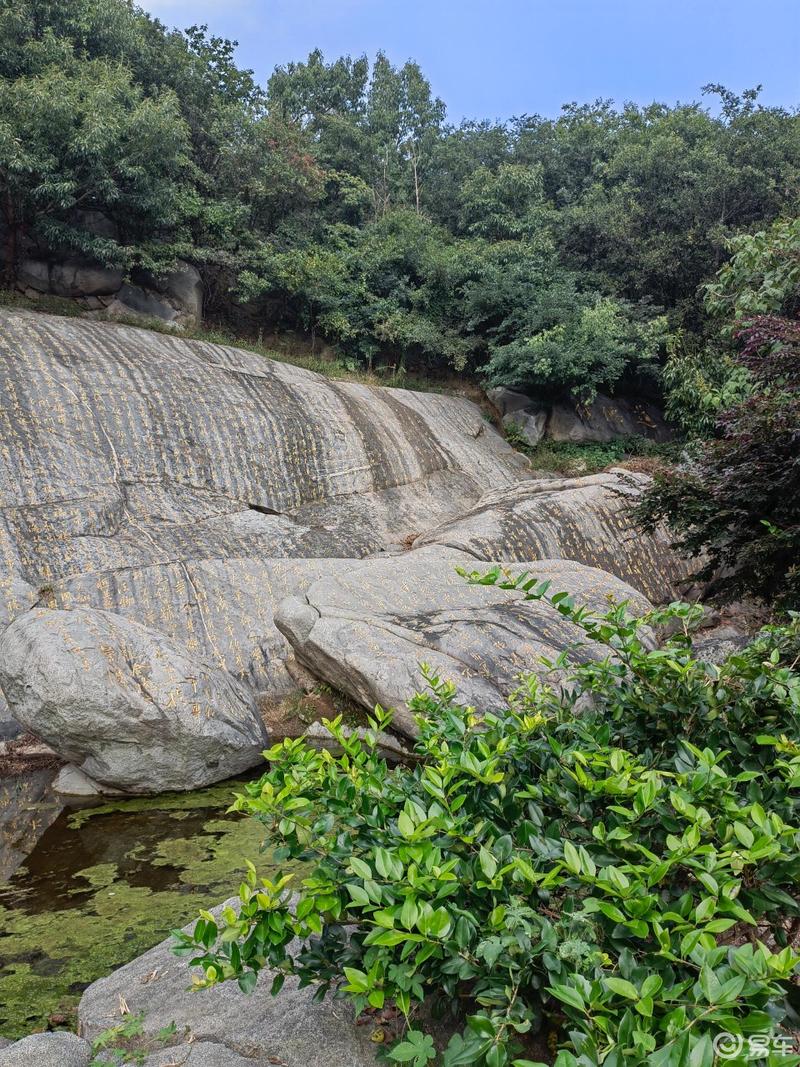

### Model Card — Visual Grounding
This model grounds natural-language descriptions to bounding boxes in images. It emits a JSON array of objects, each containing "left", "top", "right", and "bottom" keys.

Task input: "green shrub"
[{"left": 176, "top": 574, "right": 800, "bottom": 1066}]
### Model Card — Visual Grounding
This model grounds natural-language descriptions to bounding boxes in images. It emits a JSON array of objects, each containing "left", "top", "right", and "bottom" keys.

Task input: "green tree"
[{"left": 0, "top": 53, "right": 189, "bottom": 281}]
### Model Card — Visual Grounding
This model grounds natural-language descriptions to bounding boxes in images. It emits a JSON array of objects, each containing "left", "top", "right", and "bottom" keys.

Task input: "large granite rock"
[
  {"left": 276, "top": 545, "right": 652, "bottom": 737},
  {"left": 0, "top": 310, "right": 529, "bottom": 788},
  {"left": 414, "top": 470, "right": 695, "bottom": 604},
  {"left": 0, "top": 606, "right": 268, "bottom": 793},
  {"left": 78, "top": 898, "right": 379, "bottom": 1067}
]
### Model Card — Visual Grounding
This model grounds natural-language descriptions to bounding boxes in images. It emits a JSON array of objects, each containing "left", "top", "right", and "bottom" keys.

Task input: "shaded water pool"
[{"left": 0, "top": 772, "right": 269, "bottom": 1038}]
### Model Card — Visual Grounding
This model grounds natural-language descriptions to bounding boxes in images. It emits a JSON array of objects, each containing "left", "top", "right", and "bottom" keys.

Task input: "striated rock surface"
[
  {"left": 0, "top": 310, "right": 529, "bottom": 788},
  {"left": 275, "top": 545, "right": 652, "bottom": 737},
  {"left": 414, "top": 470, "right": 696, "bottom": 604}
]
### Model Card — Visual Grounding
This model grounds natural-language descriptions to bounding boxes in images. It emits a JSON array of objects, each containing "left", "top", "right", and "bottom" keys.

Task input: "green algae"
[{"left": 0, "top": 780, "right": 278, "bottom": 1039}]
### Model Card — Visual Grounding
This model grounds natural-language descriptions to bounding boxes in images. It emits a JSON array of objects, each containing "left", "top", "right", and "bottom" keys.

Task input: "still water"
[{"left": 0, "top": 770, "right": 267, "bottom": 1038}]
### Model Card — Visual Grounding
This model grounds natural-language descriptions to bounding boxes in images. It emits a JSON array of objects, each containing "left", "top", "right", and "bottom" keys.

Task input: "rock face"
[
  {"left": 276, "top": 545, "right": 653, "bottom": 737},
  {"left": 0, "top": 309, "right": 692, "bottom": 790},
  {"left": 0, "top": 606, "right": 267, "bottom": 793},
  {"left": 0, "top": 309, "right": 531, "bottom": 788},
  {"left": 78, "top": 898, "right": 380, "bottom": 1067},
  {"left": 414, "top": 470, "right": 695, "bottom": 604}
]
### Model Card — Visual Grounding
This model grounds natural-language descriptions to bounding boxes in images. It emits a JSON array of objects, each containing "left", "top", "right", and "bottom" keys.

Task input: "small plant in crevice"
[{"left": 176, "top": 571, "right": 800, "bottom": 1066}]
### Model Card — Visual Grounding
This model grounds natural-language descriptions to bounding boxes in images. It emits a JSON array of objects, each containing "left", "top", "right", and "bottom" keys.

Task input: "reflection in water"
[
  {"left": 0, "top": 769, "right": 62, "bottom": 882},
  {"left": 0, "top": 777, "right": 272, "bottom": 1039}
]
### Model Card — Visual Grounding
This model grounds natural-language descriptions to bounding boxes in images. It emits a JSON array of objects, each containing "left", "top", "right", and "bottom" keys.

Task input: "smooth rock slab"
[
  {"left": 78, "top": 899, "right": 379, "bottom": 1067},
  {"left": 0, "top": 1032, "right": 92, "bottom": 1067},
  {"left": 0, "top": 606, "right": 267, "bottom": 793},
  {"left": 415, "top": 470, "right": 696, "bottom": 604},
  {"left": 276, "top": 546, "right": 652, "bottom": 736}
]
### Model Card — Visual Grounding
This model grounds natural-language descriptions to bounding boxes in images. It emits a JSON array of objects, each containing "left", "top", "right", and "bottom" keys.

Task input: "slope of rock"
[
  {"left": 0, "top": 310, "right": 692, "bottom": 791},
  {"left": 414, "top": 469, "right": 697, "bottom": 604},
  {"left": 78, "top": 898, "right": 379, "bottom": 1067},
  {"left": 0, "top": 310, "right": 529, "bottom": 788}
]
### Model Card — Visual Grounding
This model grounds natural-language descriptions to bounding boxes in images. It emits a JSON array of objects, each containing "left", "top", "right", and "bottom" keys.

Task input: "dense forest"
[{"left": 2, "top": 0, "right": 799, "bottom": 404}]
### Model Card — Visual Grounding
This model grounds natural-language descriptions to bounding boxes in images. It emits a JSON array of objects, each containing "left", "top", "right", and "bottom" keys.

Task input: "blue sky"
[{"left": 140, "top": 0, "right": 800, "bottom": 122}]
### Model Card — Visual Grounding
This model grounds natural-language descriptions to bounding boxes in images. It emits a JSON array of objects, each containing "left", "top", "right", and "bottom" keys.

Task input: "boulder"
[
  {"left": 50, "top": 260, "right": 123, "bottom": 298},
  {"left": 114, "top": 283, "right": 179, "bottom": 322},
  {"left": 276, "top": 545, "right": 652, "bottom": 737},
  {"left": 159, "top": 261, "right": 203, "bottom": 325},
  {"left": 0, "top": 606, "right": 268, "bottom": 793},
  {"left": 414, "top": 469, "right": 696, "bottom": 604},
  {"left": 487, "top": 386, "right": 534, "bottom": 416},
  {"left": 78, "top": 898, "right": 379, "bottom": 1067},
  {"left": 0, "top": 1032, "right": 91, "bottom": 1067},
  {"left": 502, "top": 407, "right": 547, "bottom": 448},
  {"left": 548, "top": 392, "right": 672, "bottom": 444},
  {"left": 16, "top": 259, "right": 50, "bottom": 293}
]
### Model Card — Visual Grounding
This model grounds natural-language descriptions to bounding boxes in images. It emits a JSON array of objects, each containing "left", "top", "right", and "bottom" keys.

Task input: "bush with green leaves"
[{"left": 175, "top": 573, "right": 800, "bottom": 1067}]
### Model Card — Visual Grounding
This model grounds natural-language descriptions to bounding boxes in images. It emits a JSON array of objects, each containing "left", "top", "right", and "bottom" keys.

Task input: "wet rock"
[
  {"left": 78, "top": 899, "right": 379, "bottom": 1067},
  {"left": 0, "top": 1032, "right": 91, "bottom": 1067},
  {"left": 0, "top": 606, "right": 268, "bottom": 793},
  {"left": 276, "top": 545, "right": 652, "bottom": 738},
  {"left": 414, "top": 469, "right": 696, "bottom": 604}
]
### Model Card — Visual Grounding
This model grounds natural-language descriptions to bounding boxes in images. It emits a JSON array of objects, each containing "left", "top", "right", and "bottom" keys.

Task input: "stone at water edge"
[
  {"left": 77, "top": 898, "right": 380, "bottom": 1067},
  {"left": 275, "top": 545, "right": 654, "bottom": 739},
  {"left": 0, "top": 1032, "right": 92, "bottom": 1067},
  {"left": 0, "top": 606, "right": 268, "bottom": 794}
]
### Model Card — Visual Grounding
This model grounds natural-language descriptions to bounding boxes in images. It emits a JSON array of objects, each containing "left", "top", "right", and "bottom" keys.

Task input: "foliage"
[
  {"left": 177, "top": 575, "right": 800, "bottom": 1066},
  {"left": 706, "top": 217, "right": 800, "bottom": 325},
  {"left": 660, "top": 332, "right": 750, "bottom": 437},
  {"left": 640, "top": 213, "right": 800, "bottom": 607},
  {"left": 505, "top": 435, "right": 680, "bottom": 476},
  {"left": 90, "top": 1014, "right": 177, "bottom": 1066},
  {"left": 637, "top": 314, "right": 800, "bottom": 606},
  {"left": 3, "top": 1, "right": 800, "bottom": 387},
  {"left": 484, "top": 295, "right": 668, "bottom": 401}
]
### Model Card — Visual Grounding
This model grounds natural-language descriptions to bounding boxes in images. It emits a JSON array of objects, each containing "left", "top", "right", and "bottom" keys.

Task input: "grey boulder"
[
  {"left": 78, "top": 898, "right": 379, "bottom": 1067},
  {"left": 502, "top": 407, "right": 547, "bottom": 448},
  {"left": 0, "top": 606, "right": 267, "bottom": 793},
  {"left": 548, "top": 392, "right": 672, "bottom": 444},
  {"left": 0, "top": 1032, "right": 91, "bottom": 1067},
  {"left": 50, "top": 260, "right": 124, "bottom": 298},
  {"left": 276, "top": 545, "right": 652, "bottom": 737}
]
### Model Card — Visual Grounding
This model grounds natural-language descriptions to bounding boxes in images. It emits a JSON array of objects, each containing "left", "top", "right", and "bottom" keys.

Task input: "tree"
[
  {"left": 0, "top": 54, "right": 190, "bottom": 281},
  {"left": 637, "top": 217, "right": 800, "bottom": 605}
]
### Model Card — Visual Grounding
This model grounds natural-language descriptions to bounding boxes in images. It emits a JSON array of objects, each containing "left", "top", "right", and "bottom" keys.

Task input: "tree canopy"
[{"left": 1, "top": 0, "right": 799, "bottom": 397}]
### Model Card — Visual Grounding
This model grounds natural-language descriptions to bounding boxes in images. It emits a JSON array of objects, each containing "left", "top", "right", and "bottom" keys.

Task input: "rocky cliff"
[{"left": 0, "top": 310, "right": 695, "bottom": 792}]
